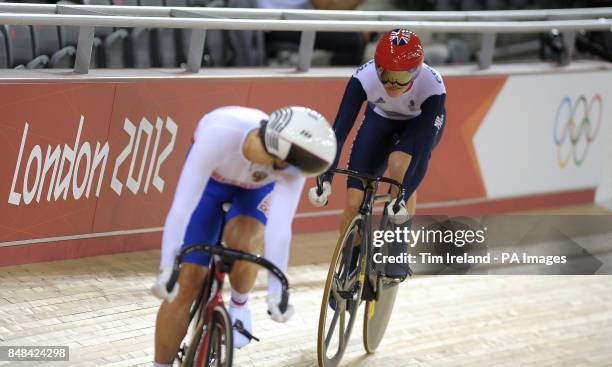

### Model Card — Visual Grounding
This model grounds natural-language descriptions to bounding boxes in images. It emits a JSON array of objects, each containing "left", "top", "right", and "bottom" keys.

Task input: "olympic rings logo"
[{"left": 553, "top": 94, "right": 603, "bottom": 167}]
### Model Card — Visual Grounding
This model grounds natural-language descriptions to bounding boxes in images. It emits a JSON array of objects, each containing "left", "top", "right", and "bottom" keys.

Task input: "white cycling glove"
[
  {"left": 267, "top": 292, "right": 295, "bottom": 323},
  {"left": 308, "top": 181, "right": 331, "bottom": 207},
  {"left": 151, "top": 267, "right": 180, "bottom": 302},
  {"left": 386, "top": 198, "right": 409, "bottom": 225}
]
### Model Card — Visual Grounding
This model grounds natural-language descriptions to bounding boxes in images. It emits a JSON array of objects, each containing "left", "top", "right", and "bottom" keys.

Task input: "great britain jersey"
[{"left": 325, "top": 59, "right": 448, "bottom": 201}]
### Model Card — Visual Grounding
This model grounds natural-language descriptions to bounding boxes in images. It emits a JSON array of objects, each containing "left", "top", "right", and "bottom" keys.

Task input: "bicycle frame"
[
  {"left": 166, "top": 203, "right": 291, "bottom": 366},
  {"left": 317, "top": 168, "right": 405, "bottom": 301},
  {"left": 194, "top": 258, "right": 226, "bottom": 367}
]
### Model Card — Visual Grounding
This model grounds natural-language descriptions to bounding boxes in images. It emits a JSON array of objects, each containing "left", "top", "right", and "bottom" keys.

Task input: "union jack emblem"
[{"left": 389, "top": 29, "right": 411, "bottom": 46}]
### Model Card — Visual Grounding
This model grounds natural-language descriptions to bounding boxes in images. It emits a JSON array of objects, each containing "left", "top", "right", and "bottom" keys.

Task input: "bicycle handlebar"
[
  {"left": 316, "top": 175, "right": 325, "bottom": 196},
  {"left": 166, "top": 244, "right": 290, "bottom": 313},
  {"left": 317, "top": 168, "right": 406, "bottom": 213}
]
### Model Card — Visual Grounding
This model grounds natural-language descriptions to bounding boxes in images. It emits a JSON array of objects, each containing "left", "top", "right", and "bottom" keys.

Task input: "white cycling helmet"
[{"left": 262, "top": 106, "right": 337, "bottom": 177}]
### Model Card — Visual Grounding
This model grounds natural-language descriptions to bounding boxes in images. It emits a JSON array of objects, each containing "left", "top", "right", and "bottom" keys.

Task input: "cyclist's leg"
[
  {"left": 391, "top": 106, "right": 447, "bottom": 211},
  {"left": 154, "top": 179, "right": 233, "bottom": 364},
  {"left": 223, "top": 215, "right": 265, "bottom": 348},
  {"left": 387, "top": 151, "right": 416, "bottom": 213},
  {"left": 224, "top": 182, "right": 274, "bottom": 292},
  {"left": 382, "top": 108, "right": 446, "bottom": 279},
  {"left": 382, "top": 149, "right": 415, "bottom": 280},
  {"left": 224, "top": 216, "right": 265, "bottom": 291},
  {"left": 154, "top": 264, "right": 207, "bottom": 364},
  {"left": 341, "top": 108, "right": 399, "bottom": 232},
  {"left": 221, "top": 183, "right": 274, "bottom": 347},
  {"left": 331, "top": 111, "right": 398, "bottom": 307}
]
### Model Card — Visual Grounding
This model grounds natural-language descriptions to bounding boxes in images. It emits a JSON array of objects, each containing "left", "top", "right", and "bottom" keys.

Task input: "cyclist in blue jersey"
[{"left": 309, "top": 29, "right": 447, "bottom": 281}]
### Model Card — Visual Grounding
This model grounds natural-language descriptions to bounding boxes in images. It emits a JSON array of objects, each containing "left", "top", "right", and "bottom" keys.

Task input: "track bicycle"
[
  {"left": 166, "top": 203, "right": 290, "bottom": 367},
  {"left": 316, "top": 168, "right": 409, "bottom": 367}
]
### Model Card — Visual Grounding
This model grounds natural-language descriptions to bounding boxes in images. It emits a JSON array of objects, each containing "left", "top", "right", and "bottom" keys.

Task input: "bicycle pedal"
[
  {"left": 337, "top": 281, "right": 361, "bottom": 300},
  {"left": 233, "top": 320, "right": 260, "bottom": 342}
]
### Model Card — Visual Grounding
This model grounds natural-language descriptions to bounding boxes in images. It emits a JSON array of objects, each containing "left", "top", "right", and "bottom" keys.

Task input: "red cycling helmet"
[{"left": 375, "top": 29, "right": 424, "bottom": 71}]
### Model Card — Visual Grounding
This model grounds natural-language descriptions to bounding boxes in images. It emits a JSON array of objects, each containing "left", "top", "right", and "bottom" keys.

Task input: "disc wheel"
[
  {"left": 317, "top": 215, "right": 365, "bottom": 367},
  {"left": 363, "top": 213, "right": 402, "bottom": 353},
  {"left": 363, "top": 281, "right": 399, "bottom": 353}
]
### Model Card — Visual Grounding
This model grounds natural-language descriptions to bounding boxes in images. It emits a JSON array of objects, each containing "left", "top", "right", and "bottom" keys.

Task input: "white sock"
[
  {"left": 153, "top": 362, "right": 173, "bottom": 367},
  {"left": 231, "top": 289, "right": 249, "bottom": 308}
]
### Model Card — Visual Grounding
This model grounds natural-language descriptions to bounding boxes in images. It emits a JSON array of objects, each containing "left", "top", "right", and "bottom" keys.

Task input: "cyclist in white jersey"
[
  {"left": 310, "top": 29, "right": 447, "bottom": 280},
  {"left": 151, "top": 106, "right": 336, "bottom": 367}
]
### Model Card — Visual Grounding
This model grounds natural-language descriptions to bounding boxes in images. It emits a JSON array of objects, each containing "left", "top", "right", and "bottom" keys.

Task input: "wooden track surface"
[{"left": 1, "top": 204, "right": 611, "bottom": 366}]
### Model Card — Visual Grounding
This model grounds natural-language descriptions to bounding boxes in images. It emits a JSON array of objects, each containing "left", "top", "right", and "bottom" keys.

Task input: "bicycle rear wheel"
[
  {"left": 363, "top": 281, "right": 399, "bottom": 353},
  {"left": 183, "top": 305, "right": 233, "bottom": 367},
  {"left": 317, "top": 215, "right": 365, "bottom": 367}
]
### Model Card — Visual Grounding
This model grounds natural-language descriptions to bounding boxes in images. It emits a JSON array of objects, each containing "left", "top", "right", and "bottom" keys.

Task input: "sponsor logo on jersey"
[
  {"left": 434, "top": 114, "right": 444, "bottom": 132},
  {"left": 409, "top": 99, "right": 417, "bottom": 111},
  {"left": 257, "top": 192, "right": 272, "bottom": 218},
  {"left": 375, "top": 97, "right": 386, "bottom": 104},
  {"left": 252, "top": 171, "right": 269, "bottom": 182}
]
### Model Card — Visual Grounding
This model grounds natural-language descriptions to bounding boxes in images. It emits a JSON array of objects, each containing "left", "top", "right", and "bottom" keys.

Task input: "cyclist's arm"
[
  {"left": 159, "top": 128, "right": 226, "bottom": 269},
  {"left": 324, "top": 76, "right": 367, "bottom": 182},
  {"left": 402, "top": 93, "right": 446, "bottom": 200},
  {"left": 264, "top": 173, "right": 306, "bottom": 294}
]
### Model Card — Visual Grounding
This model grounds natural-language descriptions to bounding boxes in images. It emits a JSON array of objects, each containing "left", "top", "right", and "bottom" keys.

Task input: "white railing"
[
  {"left": 2, "top": 3, "right": 612, "bottom": 21},
  {"left": 0, "top": 3, "right": 611, "bottom": 73}
]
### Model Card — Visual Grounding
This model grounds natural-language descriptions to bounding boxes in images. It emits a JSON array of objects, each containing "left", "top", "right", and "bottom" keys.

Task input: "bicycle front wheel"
[
  {"left": 184, "top": 305, "right": 233, "bottom": 367},
  {"left": 317, "top": 215, "right": 365, "bottom": 367}
]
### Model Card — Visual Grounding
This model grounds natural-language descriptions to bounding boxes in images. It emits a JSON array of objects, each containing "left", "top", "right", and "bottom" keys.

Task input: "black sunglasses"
[{"left": 380, "top": 78, "right": 412, "bottom": 88}]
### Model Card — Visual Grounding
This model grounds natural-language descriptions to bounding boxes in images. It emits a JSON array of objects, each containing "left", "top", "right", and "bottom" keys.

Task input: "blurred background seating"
[{"left": 1, "top": 0, "right": 611, "bottom": 69}]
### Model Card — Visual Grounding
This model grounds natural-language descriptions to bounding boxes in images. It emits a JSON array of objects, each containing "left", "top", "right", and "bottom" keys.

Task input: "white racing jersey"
[{"left": 160, "top": 106, "right": 304, "bottom": 294}]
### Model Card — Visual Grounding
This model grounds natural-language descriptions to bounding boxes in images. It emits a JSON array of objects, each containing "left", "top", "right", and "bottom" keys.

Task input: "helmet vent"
[
  {"left": 263, "top": 105, "right": 337, "bottom": 176},
  {"left": 266, "top": 107, "right": 293, "bottom": 152}
]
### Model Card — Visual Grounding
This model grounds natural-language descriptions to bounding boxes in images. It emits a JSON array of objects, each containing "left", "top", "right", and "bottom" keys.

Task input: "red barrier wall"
[{"left": 0, "top": 75, "right": 593, "bottom": 266}]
